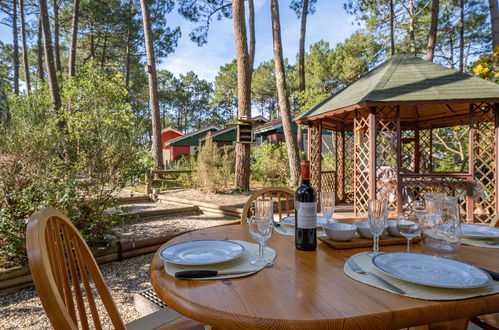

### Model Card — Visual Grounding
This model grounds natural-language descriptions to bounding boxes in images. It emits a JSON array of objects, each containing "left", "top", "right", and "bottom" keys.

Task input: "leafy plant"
[
  {"left": 250, "top": 142, "right": 290, "bottom": 186},
  {"left": 0, "top": 64, "right": 146, "bottom": 267}
]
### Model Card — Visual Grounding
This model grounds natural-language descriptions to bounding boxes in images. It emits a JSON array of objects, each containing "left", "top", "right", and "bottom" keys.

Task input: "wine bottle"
[{"left": 295, "top": 160, "right": 317, "bottom": 251}]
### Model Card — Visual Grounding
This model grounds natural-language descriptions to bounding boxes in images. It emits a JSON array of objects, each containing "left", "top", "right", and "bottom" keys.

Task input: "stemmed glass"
[
  {"left": 253, "top": 199, "right": 273, "bottom": 255},
  {"left": 247, "top": 216, "right": 274, "bottom": 266},
  {"left": 320, "top": 191, "right": 335, "bottom": 224},
  {"left": 368, "top": 199, "right": 388, "bottom": 256},
  {"left": 397, "top": 201, "right": 424, "bottom": 252}
]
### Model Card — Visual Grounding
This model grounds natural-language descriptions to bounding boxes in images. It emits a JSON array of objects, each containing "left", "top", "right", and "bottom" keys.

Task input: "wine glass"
[
  {"left": 397, "top": 202, "right": 423, "bottom": 252},
  {"left": 320, "top": 191, "right": 335, "bottom": 224},
  {"left": 254, "top": 199, "right": 273, "bottom": 220},
  {"left": 248, "top": 216, "right": 274, "bottom": 266},
  {"left": 368, "top": 199, "right": 387, "bottom": 256},
  {"left": 253, "top": 199, "right": 273, "bottom": 255}
]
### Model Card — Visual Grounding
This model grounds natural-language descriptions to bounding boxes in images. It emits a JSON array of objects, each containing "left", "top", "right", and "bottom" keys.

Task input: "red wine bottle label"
[{"left": 296, "top": 202, "right": 317, "bottom": 229}]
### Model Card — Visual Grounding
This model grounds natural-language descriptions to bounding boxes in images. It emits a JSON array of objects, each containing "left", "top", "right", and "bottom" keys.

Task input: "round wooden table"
[{"left": 150, "top": 225, "right": 499, "bottom": 329}]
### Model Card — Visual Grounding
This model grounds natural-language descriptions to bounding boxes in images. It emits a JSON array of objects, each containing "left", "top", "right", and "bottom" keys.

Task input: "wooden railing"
[{"left": 145, "top": 169, "right": 193, "bottom": 195}]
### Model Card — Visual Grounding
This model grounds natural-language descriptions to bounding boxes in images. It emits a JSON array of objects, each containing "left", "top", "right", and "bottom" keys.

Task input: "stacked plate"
[
  {"left": 461, "top": 224, "right": 499, "bottom": 241},
  {"left": 160, "top": 240, "right": 245, "bottom": 265},
  {"left": 371, "top": 252, "right": 492, "bottom": 289}
]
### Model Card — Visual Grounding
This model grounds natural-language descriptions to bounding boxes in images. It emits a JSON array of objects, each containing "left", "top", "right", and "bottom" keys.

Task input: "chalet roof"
[
  {"left": 165, "top": 125, "right": 220, "bottom": 146},
  {"left": 297, "top": 53, "right": 499, "bottom": 127},
  {"left": 254, "top": 113, "right": 299, "bottom": 134},
  {"left": 161, "top": 127, "right": 183, "bottom": 135},
  {"left": 198, "top": 125, "right": 236, "bottom": 141}
]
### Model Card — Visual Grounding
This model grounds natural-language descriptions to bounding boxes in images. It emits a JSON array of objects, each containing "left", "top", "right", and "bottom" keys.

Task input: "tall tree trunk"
[
  {"left": 52, "top": 0, "right": 61, "bottom": 72},
  {"left": 100, "top": 33, "right": 107, "bottom": 69},
  {"left": 297, "top": 0, "right": 309, "bottom": 153},
  {"left": 409, "top": 0, "right": 416, "bottom": 55},
  {"left": 37, "top": 16, "right": 44, "bottom": 81},
  {"left": 39, "top": 0, "right": 61, "bottom": 112},
  {"left": 489, "top": 0, "right": 499, "bottom": 49},
  {"left": 68, "top": 0, "right": 80, "bottom": 77},
  {"left": 140, "top": 0, "right": 164, "bottom": 169},
  {"left": 270, "top": 0, "right": 301, "bottom": 186},
  {"left": 458, "top": 0, "right": 464, "bottom": 72},
  {"left": 125, "top": 0, "right": 133, "bottom": 90},
  {"left": 449, "top": 29, "right": 454, "bottom": 69},
  {"left": 426, "top": 0, "right": 439, "bottom": 61},
  {"left": 233, "top": 0, "right": 251, "bottom": 191},
  {"left": 13, "top": 0, "right": 19, "bottom": 95},
  {"left": 20, "top": 0, "right": 30, "bottom": 93},
  {"left": 390, "top": 0, "right": 395, "bottom": 55},
  {"left": 248, "top": 0, "right": 255, "bottom": 73}
]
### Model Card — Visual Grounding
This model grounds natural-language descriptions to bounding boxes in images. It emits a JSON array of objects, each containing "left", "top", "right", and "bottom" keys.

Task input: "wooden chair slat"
[
  {"left": 61, "top": 224, "right": 90, "bottom": 330},
  {"left": 72, "top": 236, "right": 102, "bottom": 330},
  {"left": 46, "top": 220, "right": 64, "bottom": 300},
  {"left": 51, "top": 218, "right": 77, "bottom": 323},
  {"left": 277, "top": 192, "right": 282, "bottom": 220}
]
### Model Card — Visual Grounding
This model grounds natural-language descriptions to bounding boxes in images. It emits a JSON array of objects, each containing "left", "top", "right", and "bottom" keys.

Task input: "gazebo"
[{"left": 296, "top": 53, "right": 499, "bottom": 224}]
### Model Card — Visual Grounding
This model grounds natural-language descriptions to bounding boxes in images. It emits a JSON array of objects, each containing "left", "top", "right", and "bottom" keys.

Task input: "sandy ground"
[{"left": 165, "top": 189, "right": 251, "bottom": 209}]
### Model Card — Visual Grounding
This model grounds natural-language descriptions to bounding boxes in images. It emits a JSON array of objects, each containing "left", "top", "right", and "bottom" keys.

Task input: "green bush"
[
  {"left": 0, "top": 64, "right": 146, "bottom": 267},
  {"left": 194, "top": 134, "right": 234, "bottom": 192},
  {"left": 250, "top": 142, "right": 290, "bottom": 186}
]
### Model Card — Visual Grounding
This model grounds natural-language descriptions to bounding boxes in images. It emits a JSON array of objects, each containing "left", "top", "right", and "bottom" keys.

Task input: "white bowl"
[
  {"left": 354, "top": 221, "right": 388, "bottom": 239},
  {"left": 322, "top": 223, "right": 356, "bottom": 241},
  {"left": 386, "top": 220, "right": 404, "bottom": 237}
]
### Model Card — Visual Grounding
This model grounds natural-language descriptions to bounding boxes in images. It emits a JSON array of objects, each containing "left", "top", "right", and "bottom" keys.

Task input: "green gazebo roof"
[{"left": 297, "top": 53, "right": 499, "bottom": 126}]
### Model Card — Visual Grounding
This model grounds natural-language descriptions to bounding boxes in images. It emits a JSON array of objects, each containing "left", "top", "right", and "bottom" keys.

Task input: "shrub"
[
  {"left": 0, "top": 64, "right": 145, "bottom": 267},
  {"left": 194, "top": 134, "right": 234, "bottom": 192},
  {"left": 250, "top": 142, "right": 290, "bottom": 186}
]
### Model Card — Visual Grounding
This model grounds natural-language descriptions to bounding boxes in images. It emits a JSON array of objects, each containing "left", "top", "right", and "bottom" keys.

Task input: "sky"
[
  {"left": 160, "top": 0, "right": 359, "bottom": 82},
  {"left": 0, "top": 1, "right": 360, "bottom": 83}
]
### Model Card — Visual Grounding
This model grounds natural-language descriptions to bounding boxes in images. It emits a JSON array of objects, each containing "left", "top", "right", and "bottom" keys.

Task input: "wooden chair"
[
  {"left": 26, "top": 208, "right": 204, "bottom": 330},
  {"left": 241, "top": 187, "right": 295, "bottom": 223}
]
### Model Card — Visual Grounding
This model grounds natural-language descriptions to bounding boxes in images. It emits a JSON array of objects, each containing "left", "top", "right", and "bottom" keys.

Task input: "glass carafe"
[{"left": 421, "top": 194, "right": 462, "bottom": 252}]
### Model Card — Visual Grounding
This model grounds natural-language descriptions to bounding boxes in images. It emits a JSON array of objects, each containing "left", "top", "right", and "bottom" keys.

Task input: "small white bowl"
[
  {"left": 322, "top": 223, "right": 356, "bottom": 241},
  {"left": 386, "top": 220, "right": 404, "bottom": 237},
  {"left": 354, "top": 221, "right": 388, "bottom": 239}
]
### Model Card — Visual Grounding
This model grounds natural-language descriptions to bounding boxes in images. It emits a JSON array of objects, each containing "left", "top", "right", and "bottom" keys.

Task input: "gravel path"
[
  {"left": 114, "top": 213, "right": 238, "bottom": 241},
  {"left": 0, "top": 253, "right": 154, "bottom": 329},
  {"left": 166, "top": 189, "right": 250, "bottom": 209}
]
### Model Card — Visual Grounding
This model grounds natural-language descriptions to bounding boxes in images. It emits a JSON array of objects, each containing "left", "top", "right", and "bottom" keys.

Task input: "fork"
[{"left": 345, "top": 257, "right": 406, "bottom": 294}]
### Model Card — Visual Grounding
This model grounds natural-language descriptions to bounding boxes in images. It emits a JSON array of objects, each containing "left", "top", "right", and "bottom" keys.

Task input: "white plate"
[
  {"left": 461, "top": 224, "right": 499, "bottom": 241},
  {"left": 159, "top": 240, "right": 245, "bottom": 266},
  {"left": 372, "top": 252, "right": 492, "bottom": 289},
  {"left": 281, "top": 215, "right": 329, "bottom": 228}
]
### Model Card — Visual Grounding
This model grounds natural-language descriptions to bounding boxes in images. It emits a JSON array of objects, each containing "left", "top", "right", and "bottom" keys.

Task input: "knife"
[
  {"left": 175, "top": 269, "right": 252, "bottom": 278},
  {"left": 480, "top": 267, "right": 499, "bottom": 281}
]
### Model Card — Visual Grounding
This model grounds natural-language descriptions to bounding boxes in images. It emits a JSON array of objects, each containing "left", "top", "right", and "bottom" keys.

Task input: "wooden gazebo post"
[{"left": 309, "top": 121, "right": 322, "bottom": 196}]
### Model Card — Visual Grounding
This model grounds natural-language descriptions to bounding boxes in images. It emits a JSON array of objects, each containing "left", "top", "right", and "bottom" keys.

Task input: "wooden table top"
[{"left": 150, "top": 224, "right": 499, "bottom": 330}]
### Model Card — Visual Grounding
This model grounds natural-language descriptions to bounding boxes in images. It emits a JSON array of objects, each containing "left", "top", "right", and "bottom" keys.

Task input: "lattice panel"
[
  {"left": 401, "top": 130, "right": 415, "bottom": 171},
  {"left": 344, "top": 131, "right": 354, "bottom": 203},
  {"left": 322, "top": 171, "right": 335, "bottom": 193},
  {"left": 309, "top": 121, "right": 322, "bottom": 195},
  {"left": 419, "top": 129, "right": 432, "bottom": 173},
  {"left": 354, "top": 115, "right": 370, "bottom": 216},
  {"left": 472, "top": 103, "right": 496, "bottom": 224},
  {"left": 401, "top": 176, "right": 467, "bottom": 216},
  {"left": 375, "top": 106, "right": 398, "bottom": 217}
]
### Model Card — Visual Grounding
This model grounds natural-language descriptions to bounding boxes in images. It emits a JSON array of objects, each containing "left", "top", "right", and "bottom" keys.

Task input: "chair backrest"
[
  {"left": 27, "top": 208, "right": 125, "bottom": 330},
  {"left": 241, "top": 187, "right": 295, "bottom": 223}
]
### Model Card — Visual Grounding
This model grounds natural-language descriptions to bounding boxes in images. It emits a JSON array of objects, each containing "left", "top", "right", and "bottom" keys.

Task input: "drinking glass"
[
  {"left": 320, "top": 191, "right": 335, "bottom": 224},
  {"left": 368, "top": 199, "right": 388, "bottom": 256},
  {"left": 397, "top": 201, "right": 424, "bottom": 252},
  {"left": 253, "top": 199, "right": 273, "bottom": 255},
  {"left": 248, "top": 216, "right": 274, "bottom": 266},
  {"left": 254, "top": 199, "right": 273, "bottom": 220}
]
